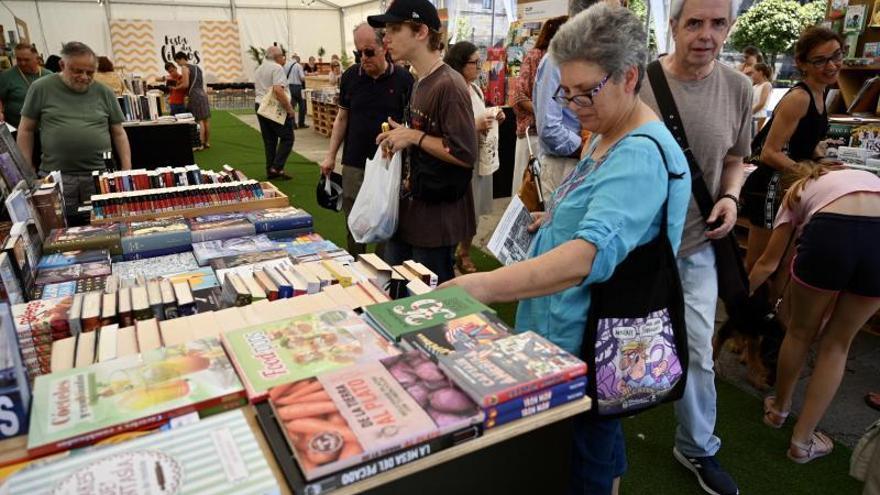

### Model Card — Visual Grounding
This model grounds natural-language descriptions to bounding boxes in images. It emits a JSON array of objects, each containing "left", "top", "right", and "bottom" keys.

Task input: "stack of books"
[
  {"left": 438, "top": 331, "right": 588, "bottom": 429},
  {"left": 26, "top": 337, "right": 246, "bottom": 457},
  {"left": 362, "top": 287, "right": 495, "bottom": 342},
  {"left": 188, "top": 212, "right": 256, "bottom": 242},
  {"left": 4, "top": 409, "right": 280, "bottom": 494},
  {"left": 43, "top": 225, "right": 122, "bottom": 256},
  {"left": 258, "top": 350, "right": 482, "bottom": 492},
  {"left": 246, "top": 206, "right": 313, "bottom": 239},
  {"left": 119, "top": 217, "right": 193, "bottom": 260},
  {"left": 117, "top": 93, "right": 163, "bottom": 122},
  {"left": 222, "top": 308, "right": 399, "bottom": 402},
  {"left": 10, "top": 296, "right": 74, "bottom": 383},
  {"left": 111, "top": 252, "right": 200, "bottom": 282}
]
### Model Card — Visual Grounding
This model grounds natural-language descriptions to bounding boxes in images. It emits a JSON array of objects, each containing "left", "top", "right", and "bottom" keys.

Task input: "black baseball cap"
[{"left": 367, "top": 0, "right": 441, "bottom": 31}]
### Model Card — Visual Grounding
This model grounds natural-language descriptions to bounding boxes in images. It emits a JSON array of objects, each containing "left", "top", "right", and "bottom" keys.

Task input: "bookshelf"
[{"left": 836, "top": 0, "right": 880, "bottom": 108}]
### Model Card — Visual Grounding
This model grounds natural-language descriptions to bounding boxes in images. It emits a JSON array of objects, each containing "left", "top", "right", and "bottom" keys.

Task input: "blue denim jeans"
[
  {"left": 673, "top": 244, "right": 722, "bottom": 457},
  {"left": 569, "top": 414, "right": 626, "bottom": 495}
]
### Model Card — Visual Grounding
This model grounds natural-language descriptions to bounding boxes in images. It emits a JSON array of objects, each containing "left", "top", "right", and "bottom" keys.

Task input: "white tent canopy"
[{"left": 0, "top": 0, "right": 384, "bottom": 81}]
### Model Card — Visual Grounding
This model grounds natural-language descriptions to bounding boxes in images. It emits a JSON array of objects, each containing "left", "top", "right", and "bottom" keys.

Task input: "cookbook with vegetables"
[
  {"left": 222, "top": 308, "right": 399, "bottom": 402},
  {"left": 268, "top": 354, "right": 483, "bottom": 481}
]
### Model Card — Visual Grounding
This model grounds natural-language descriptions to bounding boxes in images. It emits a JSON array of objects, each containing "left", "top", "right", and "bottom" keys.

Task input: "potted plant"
[{"left": 317, "top": 46, "right": 326, "bottom": 63}]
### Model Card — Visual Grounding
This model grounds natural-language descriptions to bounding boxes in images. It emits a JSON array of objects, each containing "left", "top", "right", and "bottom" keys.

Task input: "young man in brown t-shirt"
[{"left": 369, "top": 0, "right": 477, "bottom": 283}]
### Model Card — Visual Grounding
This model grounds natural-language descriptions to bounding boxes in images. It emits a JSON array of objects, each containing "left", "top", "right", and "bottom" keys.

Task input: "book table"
[{"left": 0, "top": 397, "right": 590, "bottom": 493}]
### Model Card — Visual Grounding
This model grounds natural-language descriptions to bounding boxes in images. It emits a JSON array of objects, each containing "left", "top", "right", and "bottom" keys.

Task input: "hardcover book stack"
[
  {"left": 258, "top": 352, "right": 482, "bottom": 491},
  {"left": 192, "top": 234, "right": 279, "bottom": 266},
  {"left": 11, "top": 296, "right": 73, "bottom": 383},
  {"left": 120, "top": 217, "right": 193, "bottom": 260},
  {"left": 43, "top": 225, "right": 122, "bottom": 256},
  {"left": 246, "top": 206, "right": 313, "bottom": 239},
  {"left": 30, "top": 249, "right": 112, "bottom": 299},
  {"left": 4, "top": 409, "right": 280, "bottom": 494},
  {"left": 439, "top": 331, "right": 588, "bottom": 429},
  {"left": 27, "top": 337, "right": 246, "bottom": 457},
  {"left": 188, "top": 212, "right": 256, "bottom": 242}
]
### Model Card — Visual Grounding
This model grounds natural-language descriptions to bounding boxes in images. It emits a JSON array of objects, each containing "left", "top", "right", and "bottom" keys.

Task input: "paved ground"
[{"left": 236, "top": 112, "right": 880, "bottom": 449}]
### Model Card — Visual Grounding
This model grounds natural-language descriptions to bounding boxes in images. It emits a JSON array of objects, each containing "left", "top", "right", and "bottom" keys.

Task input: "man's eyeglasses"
[
  {"left": 808, "top": 50, "right": 843, "bottom": 68},
  {"left": 552, "top": 74, "right": 610, "bottom": 108},
  {"left": 355, "top": 48, "right": 378, "bottom": 58}
]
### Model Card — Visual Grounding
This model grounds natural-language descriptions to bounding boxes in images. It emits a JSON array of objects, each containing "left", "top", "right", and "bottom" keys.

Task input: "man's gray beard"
[{"left": 62, "top": 77, "right": 90, "bottom": 93}]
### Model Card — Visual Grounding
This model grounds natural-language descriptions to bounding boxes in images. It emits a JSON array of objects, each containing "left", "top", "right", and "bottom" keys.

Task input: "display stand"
[{"left": 90, "top": 181, "right": 290, "bottom": 224}]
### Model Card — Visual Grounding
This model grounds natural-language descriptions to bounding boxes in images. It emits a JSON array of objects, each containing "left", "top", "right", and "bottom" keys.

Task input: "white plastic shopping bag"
[{"left": 347, "top": 147, "right": 401, "bottom": 243}]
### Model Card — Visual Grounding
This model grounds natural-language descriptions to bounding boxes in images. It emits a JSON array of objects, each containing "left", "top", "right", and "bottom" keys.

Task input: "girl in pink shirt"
[{"left": 749, "top": 163, "right": 880, "bottom": 464}]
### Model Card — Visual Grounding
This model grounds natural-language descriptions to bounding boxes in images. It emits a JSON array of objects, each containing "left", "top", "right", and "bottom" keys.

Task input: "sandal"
[
  {"left": 763, "top": 396, "right": 789, "bottom": 429},
  {"left": 787, "top": 431, "right": 833, "bottom": 464}
]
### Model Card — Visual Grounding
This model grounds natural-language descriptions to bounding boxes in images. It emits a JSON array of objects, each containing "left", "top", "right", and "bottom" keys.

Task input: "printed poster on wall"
[{"left": 110, "top": 19, "right": 244, "bottom": 82}]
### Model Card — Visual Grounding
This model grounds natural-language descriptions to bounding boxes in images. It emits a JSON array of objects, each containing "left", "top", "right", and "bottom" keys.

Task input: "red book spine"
[
  {"left": 481, "top": 364, "right": 588, "bottom": 407},
  {"left": 27, "top": 391, "right": 248, "bottom": 458}
]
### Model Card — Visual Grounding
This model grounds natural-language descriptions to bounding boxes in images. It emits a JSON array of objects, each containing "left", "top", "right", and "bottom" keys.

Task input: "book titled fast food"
[
  {"left": 27, "top": 337, "right": 246, "bottom": 457},
  {"left": 222, "top": 308, "right": 398, "bottom": 402}
]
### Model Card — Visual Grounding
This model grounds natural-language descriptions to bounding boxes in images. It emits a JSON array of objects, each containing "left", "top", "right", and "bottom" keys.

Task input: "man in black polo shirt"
[{"left": 320, "top": 22, "right": 414, "bottom": 255}]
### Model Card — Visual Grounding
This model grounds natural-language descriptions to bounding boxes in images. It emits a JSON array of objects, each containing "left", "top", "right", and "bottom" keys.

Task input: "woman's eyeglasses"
[
  {"left": 466, "top": 59, "right": 480, "bottom": 66},
  {"left": 356, "top": 48, "right": 378, "bottom": 58},
  {"left": 552, "top": 74, "right": 610, "bottom": 108},
  {"left": 808, "top": 50, "right": 843, "bottom": 68}
]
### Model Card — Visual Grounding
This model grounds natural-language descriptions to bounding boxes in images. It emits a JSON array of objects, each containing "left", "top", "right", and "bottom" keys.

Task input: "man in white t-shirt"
[{"left": 254, "top": 46, "right": 296, "bottom": 180}]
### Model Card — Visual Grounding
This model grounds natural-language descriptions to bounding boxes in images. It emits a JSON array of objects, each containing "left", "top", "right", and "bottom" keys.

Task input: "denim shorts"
[
  {"left": 569, "top": 414, "right": 626, "bottom": 495},
  {"left": 793, "top": 212, "right": 880, "bottom": 297}
]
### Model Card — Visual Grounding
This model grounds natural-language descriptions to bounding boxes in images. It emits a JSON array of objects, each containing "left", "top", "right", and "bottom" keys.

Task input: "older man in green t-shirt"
[
  {"left": 18, "top": 41, "right": 131, "bottom": 218},
  {"left": 0, "top": 43, "right": 52, "bottom": 128}
]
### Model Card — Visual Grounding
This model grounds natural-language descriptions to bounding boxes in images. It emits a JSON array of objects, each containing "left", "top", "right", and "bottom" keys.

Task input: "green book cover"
[
  {"left": 363, "top": 287, "right": 494, "bottom": 340},
  {"left": 8, "top": 410, "right": 280, "bottom": 494},
  {"left": 27, "top": 337, "right": 246, "bottom": 457},
  {"left": 222, "top": 308, "right": 399, "bottom": 402}
]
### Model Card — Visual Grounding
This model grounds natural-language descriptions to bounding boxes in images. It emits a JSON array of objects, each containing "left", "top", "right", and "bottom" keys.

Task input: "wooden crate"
[{"left": 90, "top": 182, "right": 290, "bottom": 225}]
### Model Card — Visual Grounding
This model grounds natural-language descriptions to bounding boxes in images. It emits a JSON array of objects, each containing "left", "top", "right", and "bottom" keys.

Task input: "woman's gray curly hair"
[{"left": 550, "top": 3, "right": 648, "bottom": 92}]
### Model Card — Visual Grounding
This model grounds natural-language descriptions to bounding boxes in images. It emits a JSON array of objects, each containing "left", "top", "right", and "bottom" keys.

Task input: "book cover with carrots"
[
  {"left": 28, "top": 337, "right": 246, "bottom": 457},
  {"left": 269, "top": 360, "right": 461, "bottom": 481},
  {"left": 222, "top": 308, "right": 399, "bottom": 402}
]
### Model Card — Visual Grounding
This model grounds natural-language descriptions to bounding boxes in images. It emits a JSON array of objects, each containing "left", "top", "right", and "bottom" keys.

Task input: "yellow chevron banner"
[{"left": 109, "top": 19, "right": 244, "bottom": 82}]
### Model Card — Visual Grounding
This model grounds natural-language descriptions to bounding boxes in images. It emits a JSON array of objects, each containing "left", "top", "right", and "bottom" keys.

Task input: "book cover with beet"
[
  {"left": 28, "top": 337, "right": 245, "bottom": 457},
  {"left": 380, "top": 351, "right": 484, "bottom": 430},
  {"left": 270, "top": 361, "right": 441, "bottom": 481},
  {"left": 222, "top": 308, "right": 398, "bottom": 402}
]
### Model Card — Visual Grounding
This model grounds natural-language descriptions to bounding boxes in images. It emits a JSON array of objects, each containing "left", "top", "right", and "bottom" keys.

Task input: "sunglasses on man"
[{"left": 355, "top": 48, "right": 378, "bottom": 58}]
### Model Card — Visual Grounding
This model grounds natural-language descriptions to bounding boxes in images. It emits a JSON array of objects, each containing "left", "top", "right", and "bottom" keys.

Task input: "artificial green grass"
[{"left": 199, "top": 111, "right": 861, "bottom": 495}]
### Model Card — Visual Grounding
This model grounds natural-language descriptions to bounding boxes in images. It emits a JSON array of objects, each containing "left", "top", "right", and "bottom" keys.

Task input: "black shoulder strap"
[
  {"left": 646, "top": 60, "right": 715, "bottom": 223},
  {"left": 286, "top": 62, "right": 295, "bottom": 79},
  {"left": 629, "top": 133, "right": 686, "bottom": 236}
]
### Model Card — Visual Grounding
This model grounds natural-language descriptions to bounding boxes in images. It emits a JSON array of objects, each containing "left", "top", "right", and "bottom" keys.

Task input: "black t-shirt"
[{"left": 338, "top": 63, "right": 414, "bottom": 168}]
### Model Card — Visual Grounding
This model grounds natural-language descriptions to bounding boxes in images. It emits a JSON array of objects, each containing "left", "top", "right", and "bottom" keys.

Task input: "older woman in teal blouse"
[{"left": 442, "top": 5, "right": 691, "bottom": 495}]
